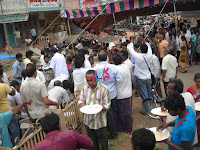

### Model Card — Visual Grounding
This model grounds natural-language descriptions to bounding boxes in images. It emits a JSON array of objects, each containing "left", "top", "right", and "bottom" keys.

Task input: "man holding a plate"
[
  {"left": 157, "top": 93, "right": 196, "bottom": 150},
  {"left": 78, "top": 70, "right": 111, "bottom": 150}
]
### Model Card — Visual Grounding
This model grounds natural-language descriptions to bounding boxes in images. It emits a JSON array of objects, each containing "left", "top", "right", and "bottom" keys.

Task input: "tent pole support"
[
  {"left": 113, "top": 13, "right": 119, "bottom": 41},
  {"left": 67, "top": 20, "right": 74, "bottom": 50},
  {"left": 173, "top": 2, "right": 178, "bottom": 35}
]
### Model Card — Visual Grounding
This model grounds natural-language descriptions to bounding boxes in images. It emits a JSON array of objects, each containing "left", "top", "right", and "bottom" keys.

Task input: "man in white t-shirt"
[
  {"left": 50, "top": 48, "right": 69, "bottom": 78},
  {"left": 112, "top": 54, "right": 132, "bottom": 133},
  {"left": 165, "top": 77, "right": 198, "bottom": 146},
  {"left": 48, "top": 80, "right": 69, "bottom": 109},
  {"left": 73, "top": 57, "right": 89, "bottom": 92},
  {"left": 13, "top": 28, "right": 21, "bottom": 47},
  {"left": 162, "top": 47, "right": 178, "bottom": 96}
]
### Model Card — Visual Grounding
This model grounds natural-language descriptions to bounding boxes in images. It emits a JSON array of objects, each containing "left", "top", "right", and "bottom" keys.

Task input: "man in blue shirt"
[
  {"left": 94, "top": 51, "right": 122, "bottom": 138},
  {"left": 12, "top": 53, "right": 23, "bottom": 84},
  {"left": 0, "top": 100, "right": 32, "bottom": 148},
  {"left": 30, "top": 26, "right": 37, "bottom": 47},
  {"left": 157, "top": 93, "right": 196, "bottom": 150}
]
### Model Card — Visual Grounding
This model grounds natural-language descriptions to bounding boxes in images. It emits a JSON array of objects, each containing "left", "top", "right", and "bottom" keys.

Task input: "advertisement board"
[
  {"left": 0, "top": 0, "right": 28, "bottom": 15},
  {"left": 0, "top": 14, "right": 29, "bottom": 23},
  {"left": 29, "top": 0, "right": 60, "bottom": 12}
]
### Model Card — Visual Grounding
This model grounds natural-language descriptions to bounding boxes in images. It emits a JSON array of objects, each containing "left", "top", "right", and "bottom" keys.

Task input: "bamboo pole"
[
  {"left": 67, "top": 20, "right": 74, "bottom": 50},
  {"left": 113, "top": 13, "right": 119, "bottom": 41},
  {"left": 173, "top": 2, "right": 178, "bottom": 34},
  {"left": 29, "top": 13, "right": 61, "bottom": 48},
  {"left": 63, "top": 3, "right": 111, "bottom": 52},
  {"left": 135, "top": 0, "right": 169, "bottom": 52}
]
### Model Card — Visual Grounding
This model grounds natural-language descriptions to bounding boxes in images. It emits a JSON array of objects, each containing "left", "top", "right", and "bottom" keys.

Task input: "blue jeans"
[
  {"left": 8, "top": 115, "right": 20, "bottom": 146},
  {"left": 136, "top": 77, "right": 152, "bottom": 101}
]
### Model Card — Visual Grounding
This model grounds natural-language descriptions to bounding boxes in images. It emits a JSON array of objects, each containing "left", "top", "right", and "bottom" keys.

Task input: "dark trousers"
[
  {"left": 107, "top": 97, "right": 117, "bottom": 138},
  {"left": 8, "top": 115, "right": 20, "bottom": 146},
  {"left": 86, "top": 126, "right": 108, "bottom": 150},
  {"left": 177, "top": 51, "right": 180, "bottom": 62},
  {"left": 163, "top": 81, "right": 169, "bottom": 97}
]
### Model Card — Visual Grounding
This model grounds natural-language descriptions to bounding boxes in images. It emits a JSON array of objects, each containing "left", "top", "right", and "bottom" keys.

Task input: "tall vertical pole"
[
  {"left": 113, "top": 13, "right": 119, "bottom": 41},
  {"left": 67, "top": 20, "right": 74, "bottom": 50},
  {"left": 0, "top": 0, "right": 12, "bottom": 64}
]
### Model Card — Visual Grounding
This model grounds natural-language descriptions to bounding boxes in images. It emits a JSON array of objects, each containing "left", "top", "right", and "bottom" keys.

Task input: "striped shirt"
[{"left": 78, "top": 83, "right": 111, "bottom": 130}]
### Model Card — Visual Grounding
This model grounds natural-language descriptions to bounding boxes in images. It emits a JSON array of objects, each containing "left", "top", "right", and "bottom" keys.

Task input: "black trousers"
[
  {"left": 163, "top": 81, "right": 169, "bottom": 97},
  {"left": 107, "top": 97, "right": 118, "bottom": 138},
  {"left": 86, "top": 126, "right": 108, "bottom": 150}
]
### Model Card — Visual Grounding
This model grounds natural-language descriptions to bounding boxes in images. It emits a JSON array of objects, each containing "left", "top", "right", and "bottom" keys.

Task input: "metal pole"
[{"left": 0, "top": 0, "right": 12, "bottom": 64}]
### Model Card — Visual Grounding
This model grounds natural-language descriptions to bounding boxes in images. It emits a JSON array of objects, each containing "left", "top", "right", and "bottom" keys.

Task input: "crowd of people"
[{"left": 0, "top": 19, "right": 200, "bottom": 150}]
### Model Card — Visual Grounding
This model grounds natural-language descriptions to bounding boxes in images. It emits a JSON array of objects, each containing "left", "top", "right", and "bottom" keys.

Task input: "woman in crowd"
[
  {"left": 178, "top": 36, "right": 190, "bottom": 73},
  {"left": 187, "top": 73, "right": 200, "bottom": 146}
]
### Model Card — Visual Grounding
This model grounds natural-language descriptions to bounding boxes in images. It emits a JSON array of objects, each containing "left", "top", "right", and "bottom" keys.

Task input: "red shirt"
[
  {"left": 67, "top": 63, "right": 72, "bottom": 71},
  {"left": 34, "top": 130, "right": 91, "bottom": 150}
]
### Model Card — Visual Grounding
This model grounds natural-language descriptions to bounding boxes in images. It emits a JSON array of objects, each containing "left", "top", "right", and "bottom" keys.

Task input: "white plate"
[
  {"left": 151, "top": 107, "right": 168, "bottom": 116},
  {"left": 195, "top": 102, "right": 200, "bottom": 111},
  {"left": 80, "top": 104, "right": 103, "bottom": 115},
  {"left": 148, "top": 127, "right": 170, "bottom": 142}
]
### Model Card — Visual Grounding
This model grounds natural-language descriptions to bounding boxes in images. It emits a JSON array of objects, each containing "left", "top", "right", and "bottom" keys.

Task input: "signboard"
[
  {"left": 84, "top": 3, "right": 101, "bottom": 9},
  {"left": 0, "top": 14, "right": 29, "bottom": 23},
  {"left": 0, "top": 0, "right": 28, "bottom": 15},
  {"left": 28, "top": 0, "right": 60, "bottom": 12}
]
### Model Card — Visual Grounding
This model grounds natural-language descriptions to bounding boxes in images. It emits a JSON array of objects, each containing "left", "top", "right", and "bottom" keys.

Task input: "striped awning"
[{"left": 66, "top": 0, "right": 177, "bottom": 19}]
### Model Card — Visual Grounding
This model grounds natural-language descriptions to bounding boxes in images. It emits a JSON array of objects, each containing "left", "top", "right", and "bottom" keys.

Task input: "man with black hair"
[
  {"left": 20, "top": 63, "right": 59, "bottom": 122},
  {"left": 12, "top": 53, "right": 23, "bottom": 84},
  {"left": 66, "top": 56, "right": 73, "bottom": 73},
  {"left": 7, "top": 80, "right": 23, "bottom": 109},
  {"left": 162, "top": 47, "right": 178, "bottom": 96},
  {"left": 35, "top": 114, "right": 93, "bottom": 150},
  {"left": 119, "top": 50, "right": 133, "bottom": 74},
  {"left": 157, "top": 93, "right": 196, "bottom": 150},
  {"left": 50, "top": 47, "right": 69, "bottom": 78},
  {"left": 48, "top": 80, "right": 69, "bottom": 109},
  {"left": 88, "top": 56, "right": 94, "bottom": 67},
  {"left": 78, "top": 70, "right": 110, "bottom": 150},
  {"left": 165, "top": 78, "right": 198, "bottom": 145},
  {"left": 131, "top": 128, "right": 156, "bottom": 150},
  {"left": 23, "top": 50, "right": 33, "bottom": 68},
  {"left": 94, "top": 51, "right": 122, "bottom": 139},
  {"left": 78, "top": 51, "right": 92, "bottom": 68},
  {"left": 127, "top": 36, "right": 153, "bottom": 114},
  {"left": 112, "top": 54, "right": 132, "bottom": 133},
  {"left": 73, "top": 57, "right": 89, "bottom": 92}
]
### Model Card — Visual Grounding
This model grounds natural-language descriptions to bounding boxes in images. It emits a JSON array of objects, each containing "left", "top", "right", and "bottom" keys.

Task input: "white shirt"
[
  {"left": 73, "top": 67, "right": 89, "bottom": 92},
  {"left": 162, "top": 54, "right": 178, "bottom": 82},
  {"left": 127, "top": 42, "right": 152, "bottom": 80},
  {"left": 84, "top": 59, "right": 92, "bottom": 68},
  {"left": 75, "top": 43, "right": 83, "bottom": 50},
  {"left": 116, "top": 64, "right": 132, "bottom": 99},
  {"left": 48, "top": 74, "right": 69, "bottom": 90},
  {"left": 149, "top": 54, "right": 161, "bottom": 78},
  {"left": 50, "top": 53, "right": 69, "bottom": 78},
  {"left": 123, "top": 58, "right": 133, "bottom": 75},
  {"left": 36, "top": 70, "right": 46, "bottom": 83},
  {"left": 7, "top": 88, "right": 22, "bottom": 108},
  {"left": 48, "top": 86, "right": 69, "bottom": 109},
  {"left": 13, "top": 31, "right": 20, "bottom": 38},
  {"left": 2, "top": 73, "right": 10, "bottom": 86},
  {"left": 176, "top": 35, "right": 182, "bottom": 51},
  {"left": 165, "top": 32, "right": 170, "bottom": 41},
  {"left": 166, "top": 92, "right": 198, "bottom": 145},
  {"left": 40, "top": 55, "right": 45, "bottom": 66}
]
